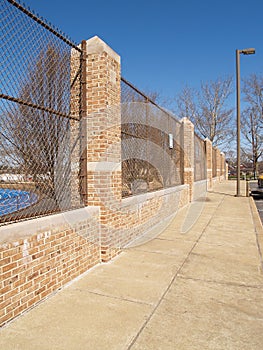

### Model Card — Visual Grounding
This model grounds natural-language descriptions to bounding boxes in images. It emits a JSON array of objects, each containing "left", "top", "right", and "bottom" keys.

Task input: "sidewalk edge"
[{"left": 249, "top": 196, "right": 263, "bottom": 271}]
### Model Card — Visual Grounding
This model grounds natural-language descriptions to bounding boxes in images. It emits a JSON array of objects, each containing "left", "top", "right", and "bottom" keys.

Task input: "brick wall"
[
  {"left": 119, "top": 185, "right": 189, "bottom": 248},
  {"left": 193, "top": 180, "right": 208, "bottom": 201},
  {"left": 0, "top": 207, "right": 100, "bottom": 327}
]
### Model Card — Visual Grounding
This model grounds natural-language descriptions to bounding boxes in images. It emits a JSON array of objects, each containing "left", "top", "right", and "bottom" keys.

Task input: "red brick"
[
  {"left": 2, "top": 262, "right": 17, "bottom": 273},
  {"left": 2, "top": 288, "right": 18, "bottom": 301},
  {"left": 0, "top": 311, "right": 14, "bottom": 327},
  {"left": 6, "top": 300, "right": 20, "bottom": 314},
  {"left": 0, "top": 256, "right": 11, "bottom": 267}
]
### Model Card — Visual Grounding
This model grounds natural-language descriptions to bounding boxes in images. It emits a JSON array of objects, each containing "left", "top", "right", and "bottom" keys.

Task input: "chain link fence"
[
  {"left": 0, "top": 0, "right": 84, "bottom": 225},
  {"left": 1, "top": 1, "right": 220, "bottom": 224},
  {"left": 121, "top": 78, "right": 183, "bottom": 197},
  {"left": 194, "top": 134, "right": 206, "bottom": 181}
]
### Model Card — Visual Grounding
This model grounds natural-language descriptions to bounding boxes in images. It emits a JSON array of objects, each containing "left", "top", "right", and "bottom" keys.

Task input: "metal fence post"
[{"left": 79, "top": 40, "right": 88, "bottom": 205}]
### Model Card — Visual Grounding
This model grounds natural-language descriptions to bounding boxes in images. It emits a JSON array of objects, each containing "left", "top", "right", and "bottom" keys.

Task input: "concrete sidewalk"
[{"left": 1, "top": 181, "right": 263, "bottom": 350}]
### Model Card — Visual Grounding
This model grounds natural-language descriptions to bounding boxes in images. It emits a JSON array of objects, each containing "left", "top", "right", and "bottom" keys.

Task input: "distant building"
[{"left": 0, "top": 173, "right": 26, "bottom": 182}]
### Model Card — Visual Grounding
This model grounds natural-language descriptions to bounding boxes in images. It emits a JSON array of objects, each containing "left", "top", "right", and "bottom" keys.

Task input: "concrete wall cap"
[
  {"left": 0, "top": 207, "right": 100, "bottom": 244},
  {"left": 121, "top": 184, "right": 188, "bottom": 208},
  {"left": 86, "top": 36, "right": 120, "bottom": 64},
  {"left": 180, "top": 117, "right": 193, "bottom": 125},
  {"left": 87, "top": 161, "right": 121, "bottom": 172}
]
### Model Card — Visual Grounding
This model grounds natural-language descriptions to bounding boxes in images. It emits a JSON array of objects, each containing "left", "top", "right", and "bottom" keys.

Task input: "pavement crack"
[{"left": 71, "top": 288, "right": 152, "bottom": 306}]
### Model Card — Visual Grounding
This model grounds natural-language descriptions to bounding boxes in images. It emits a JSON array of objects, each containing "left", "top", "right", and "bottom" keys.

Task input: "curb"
[
  {"left": 249, "top": 196, "right": 263, "bottom": 271},
  {"left": 249, "top": 196, "right": 263, "bottom": 233}
]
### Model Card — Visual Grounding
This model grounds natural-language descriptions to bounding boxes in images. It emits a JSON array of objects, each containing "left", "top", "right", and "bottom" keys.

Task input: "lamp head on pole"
[{"left": 240, "top": 48, "right": 255, "bottom": 55}]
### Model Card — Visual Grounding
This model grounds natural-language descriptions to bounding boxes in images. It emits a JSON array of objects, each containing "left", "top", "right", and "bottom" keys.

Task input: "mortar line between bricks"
[{"left": 127, "top": 193, "right": 226, "bottom": 349}]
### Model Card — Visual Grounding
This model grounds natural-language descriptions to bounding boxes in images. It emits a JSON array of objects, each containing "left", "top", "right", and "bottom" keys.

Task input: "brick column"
[
  {"left": 204, "top": 138, "right": 213, "bottom": 189},
  {"left": 225, "top": 161, "right": 229, "bottom": 180},
  {"left": 216, "top": 148, "right": 221, "bottom": 180},
  {"left": 85, "top": 36, "right": 121, "bottom": 262},
  {"left": 180, "top": 117, "right": 194, "bottom": 201},
  {"left": 220, "top": 152, "right": 226, "bottom": 179}
]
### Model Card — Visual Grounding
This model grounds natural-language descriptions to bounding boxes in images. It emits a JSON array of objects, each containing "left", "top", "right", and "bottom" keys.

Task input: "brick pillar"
[
  {"left": 85, "top": 36, "right": 121, "bottom": 262},
  {"left": 204, "top": 138, "right": 213, "bottom": 189},
  {"left": 220, "top": 152, "right": 226, "bottom": 179},
  {"left": 180, "top": 117, "right": 194, "bottom": 201},
  {"left": 216, "top": 148, "right": 221, "bottom": 180},
  {"left": 225, "top": 161, "right": 229, "bottom": 180}
]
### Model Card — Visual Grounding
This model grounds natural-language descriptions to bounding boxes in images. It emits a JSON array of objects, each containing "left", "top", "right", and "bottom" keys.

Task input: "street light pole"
[
  {"left": 236, "top": 49, "right": 241, "bottom": 196},
  {"left": 235, "top": 48, "right": 255, "bottom": 197}
]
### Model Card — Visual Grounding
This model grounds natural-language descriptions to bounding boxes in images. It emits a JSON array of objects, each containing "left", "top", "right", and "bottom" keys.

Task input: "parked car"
[
  {"left": 251, "top": 174, "right": 263, "bottom": 197},
  {"left": 258, "top": 174, "right": 263, "bottom": 187}
]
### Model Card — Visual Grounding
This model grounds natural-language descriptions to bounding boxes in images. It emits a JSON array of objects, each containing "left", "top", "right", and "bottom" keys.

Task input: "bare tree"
[
  {"left": 175, "top": 77, "right": 234, "bottom": 147},
  {"left": 144, "top": 90, "right": 162, "bottom": 103},
  {"left": 241, "top": 74, "right": 263, "bottom": 178},
  {"left": 175, "top": 85, "right": 196, "bottom": 120},
  {"left": 225, "top": 149, "right": 236, "bottom": 169}
]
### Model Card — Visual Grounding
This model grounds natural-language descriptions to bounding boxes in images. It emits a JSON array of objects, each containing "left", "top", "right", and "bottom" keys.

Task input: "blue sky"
[{"left": 15, "top": 0, "right": 263, "bottom": 104}]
